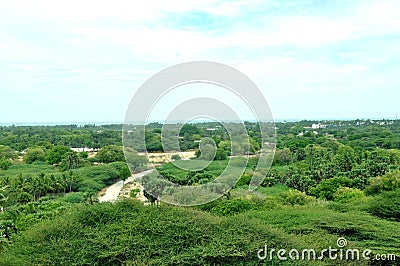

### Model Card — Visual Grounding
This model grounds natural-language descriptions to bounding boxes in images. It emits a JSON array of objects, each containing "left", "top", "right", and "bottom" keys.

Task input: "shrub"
[
  {"left": 310, "top": 177, "right": 353, "bottom": 200},
  {"left": 365, "top": 171, "right": 400, "bottom": 195},
  {"left": 58, "top": 192, "right": 86, "bottom": 204},
  {"left": 210, "top": 198, "right": 256, "bottom": 216},
  {"left": 214, "top": 148, "right": 227, "bottom": 160},
  {"left": 79, "top": 152, "right": 89, "bottom": 159},
  {"left": 23, "top": 148, "right": 46, "bottom": 164},
  {"left": 77, "top": 179, "right": 104, "bottom": 193},
  {"left": 130, "top": 188, "right": 140, "bottom": 198},
  {"left": 279, "top": 189, "right": 314, "bottom": 206},
  {"left": 333, "top": 187, "right": 365, "bottom": 203},
  {"left": 46, "top": 146, "right": 70, "bottom": 165},
  {"left": 369, "top": 189, "right": 400, "bottom": 221},
  {"left": 95, "top": 145, "right": 124, "bottom": 163},
  {"left": 0, "top": 158, "right": 12, "bottom": 170},
  {"left": 234, "top": 174, "right": 251, "bottom": 187},
  {"left": 0, "top": 145, "right": 17, "bottom": 160},
  {"left": 0, "top": 200, "right": 298, "bottom": 265},
  {"left": 171, "top": 154, "right": 181, "bottom": 161}
]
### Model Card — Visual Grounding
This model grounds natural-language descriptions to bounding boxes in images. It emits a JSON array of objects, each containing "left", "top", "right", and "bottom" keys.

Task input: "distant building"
[
  {"left": 311, "top": 123, "right": 327, "bottom": 129},
  {"left": 71, "top": 147, "right": 95, "bottom": 152}
]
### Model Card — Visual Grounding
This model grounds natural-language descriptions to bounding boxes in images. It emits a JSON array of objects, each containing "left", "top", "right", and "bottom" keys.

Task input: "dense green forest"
[{"left": 0, "top": 119, "right": 399, "bottom": 265}]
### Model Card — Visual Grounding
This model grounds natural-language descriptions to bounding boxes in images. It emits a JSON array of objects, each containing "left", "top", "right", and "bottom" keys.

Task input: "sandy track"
[{"left": 98, "top": 169, "right": 154, "bottom": 202}]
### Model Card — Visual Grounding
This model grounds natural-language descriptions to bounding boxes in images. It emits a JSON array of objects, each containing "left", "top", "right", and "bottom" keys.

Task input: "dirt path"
[{"left": 98, "top": 169, "right": 154, "bottom": 202}]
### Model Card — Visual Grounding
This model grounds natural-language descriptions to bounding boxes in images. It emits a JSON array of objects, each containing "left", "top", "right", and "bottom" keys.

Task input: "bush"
[
  {"left": 79, "top": 152, "right": 89, "bottom": 159},
  {"left": 310, "top": 177, "right": 353, "bottom": 200},
  {"left": 95, "top": 145, "right": 124, "bottom": 163},
  {"left": 0, "top": 145, "right": 17, "bottom": 160},
  {"left": 46, "top": 146, "right": 70, "bottom": 165},
  {"left": 279, "top": 189, "right": 314, "bottom": 206},
  {"left": 369, "top": 189, "right": 400, "bottom": 221},
  {"left": 171, "top": 154, "right": 181, "bottom": 161},
  {"left": 333, "top": 187, "right": 365, "bottom": 203},
  {"left": 234, "top": 174, "right": 251, "bottom": 187},
  {"left": 0, "top": 200, "right": 298, "bottom": 265},
  {"left": 210, "top": 198, "right": 256, "bottom": 216},
  {"left": 77, "top": 179, "right": 104, "bottom": 193},
  {"left": 58, "top": 192, "right": 86, "bottom": 204},
  {"left": 23, "top": 148, "right": 46, "bottom": 164},
  {"left": 0, "top": 158, "right": 12, "bottom": 170},
  {"left": 130, "top": 188, "right": 140, "bottom": 198},
  {"left": 74, "top": 162, "right": 125, "bottom": 192},
  {"left": 215, "top": 148, "right": 227, "bottom": 160},
  {"left": 365, "top": 171, "right": 400, "bottom": 195}
]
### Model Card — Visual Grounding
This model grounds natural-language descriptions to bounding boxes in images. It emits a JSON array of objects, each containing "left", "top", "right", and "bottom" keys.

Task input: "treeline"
[{"left": 0, "top": 124, "right": 123, "bottom": 151}]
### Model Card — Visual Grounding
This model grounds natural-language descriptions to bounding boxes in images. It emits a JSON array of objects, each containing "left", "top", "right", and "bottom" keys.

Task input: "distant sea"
[
  {"left": 0, "top": 117, "right": 397, "bottom": 126},
  {"left": 0, "top": 121, "right": 124, "bottom": 126}
]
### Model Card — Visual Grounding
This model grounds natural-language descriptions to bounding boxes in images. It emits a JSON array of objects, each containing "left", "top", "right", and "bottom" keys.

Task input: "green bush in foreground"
[
  {"left": 1, "top": 200, "right": 300, "bottom": 266},
  {"left": 210, "top": 198, "right": 256, "bottom": 216},
  {"left": 279, "top": 189, "right": 315, "bottom": 206},
  {"left": 333, "top": 187, "right": 365, "bottom": 203},
  {"left": 369, "top": 189, "right": 400, "bottom": 221}
]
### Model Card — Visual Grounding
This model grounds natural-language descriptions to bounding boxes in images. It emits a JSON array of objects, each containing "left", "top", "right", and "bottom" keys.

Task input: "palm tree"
[
  {"left": 65, "top": 171, "right": 78, "bottom": 193},
  {"left": 0, "top": 186, "right": 8, "bottom": 212},
  {"left": 0, "top": 210, "right": 18, "bottom": 242},
  {"left": 48, "top": 174, "right": 63, "bottom": 195},
  {"left": 63, "top": 152, "right": 81, "bottom": 170}
]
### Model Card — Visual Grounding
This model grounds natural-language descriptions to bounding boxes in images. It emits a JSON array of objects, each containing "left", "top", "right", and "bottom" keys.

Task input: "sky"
[{"left": 0, "top": 0, "right": 399, "bottom": 123}]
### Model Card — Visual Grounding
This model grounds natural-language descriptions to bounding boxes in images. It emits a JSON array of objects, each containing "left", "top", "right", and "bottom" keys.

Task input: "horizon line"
[{"left": 0, "top": 117, "right": 399, "bottom": 126}]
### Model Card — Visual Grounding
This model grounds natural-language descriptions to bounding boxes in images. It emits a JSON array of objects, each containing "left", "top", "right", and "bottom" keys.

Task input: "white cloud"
[{"left": 0, "top": 0, "right": 399, "bottom": 122}]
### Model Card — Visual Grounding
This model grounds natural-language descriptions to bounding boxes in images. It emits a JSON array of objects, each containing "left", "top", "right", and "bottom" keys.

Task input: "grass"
[{"left": 0, "top": 163, "right": 57, "bottom": 179}]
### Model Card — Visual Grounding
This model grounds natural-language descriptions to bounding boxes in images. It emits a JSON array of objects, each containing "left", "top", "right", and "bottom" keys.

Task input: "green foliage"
[
  {"left": 46, "top": 145, "right": 70, "bottom": 164},
  {"left": 95, "top": 145, "right": 125, "bottom": 163},
  {"left": 0, "top": 158, "right": 12, "bottom": 170},
  {"left": 16, "top": 192, "right": 31, "bottom": 204},
  {"left": 76, "top": 179, "right": 104, "bottom": 193},
  {"left": 334, "top": 145, "right": 356, "bottom": 172},
  {"left": 1, "top": 200, "right": 295, "bottom": 265},
  {"left": 0, "top": 145, "right": 17, "bottom": 160},
  {"left": 3, "top": 120, "right": 400, "bottom": 265},
  {"left": 215, "top": 148, "right": 227, "bottom": 160},
  {"left": 130, "top": 188, "right": 140, "bottom": 198},
  {"left": 119, "top": 166, "right": 131, "bottom": 181},
  {"left": 234, "top": 174, "right": 251, "bottom": 187},
  {"left": 59, "top": 151, "right": 82, "bottom": 171},
  {"left": 210, "top": 198, "right": 256, "bottom": 216},
  {"left": 273, "top": 148, "right": 292, "bottom": 165},
  {"left": 333, "top": 187, "right": 365, "bottom": 203},
  {"left": 12, "top": 199, "right": 68, "bottom": 231},
  {"left": 365, "top": 170, "right": 400, "bottom": 195},
  {"left": 125, "top": 149, "right": 148, "bottom": 170},
  {"left": 74, "top": 162, "right": 127, "bottom": 193},
  {"left": 279, "top": 189, "right": 315, "bottom": 206},
  {"left": 369, "top": 189, "right": 400, "bottom": 221},
  {"left": 0, "top": 124, "right": 123, "bottom": 151},
  {"left": 310, "top": 177, "right": 353, "bottom": 200},
  {"left": 23, "top": 148, "right": 46, "bottom": 164},
  {"left": 170, "top": 154, "right": 181, "bottom": 161},
  {"left": 58, "top": 192, "right": 86, "bottom": 204},
  {"left": 3, "top": 199, "right": 400, "bottom": 265},
  {"left": 79, "top": 151, "right": 89, "bottom": 158}
]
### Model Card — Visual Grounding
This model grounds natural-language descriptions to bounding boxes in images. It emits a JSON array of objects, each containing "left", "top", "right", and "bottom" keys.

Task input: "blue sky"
[{"left": 0, "top": 0, "right": 399, "bottom": 123}]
